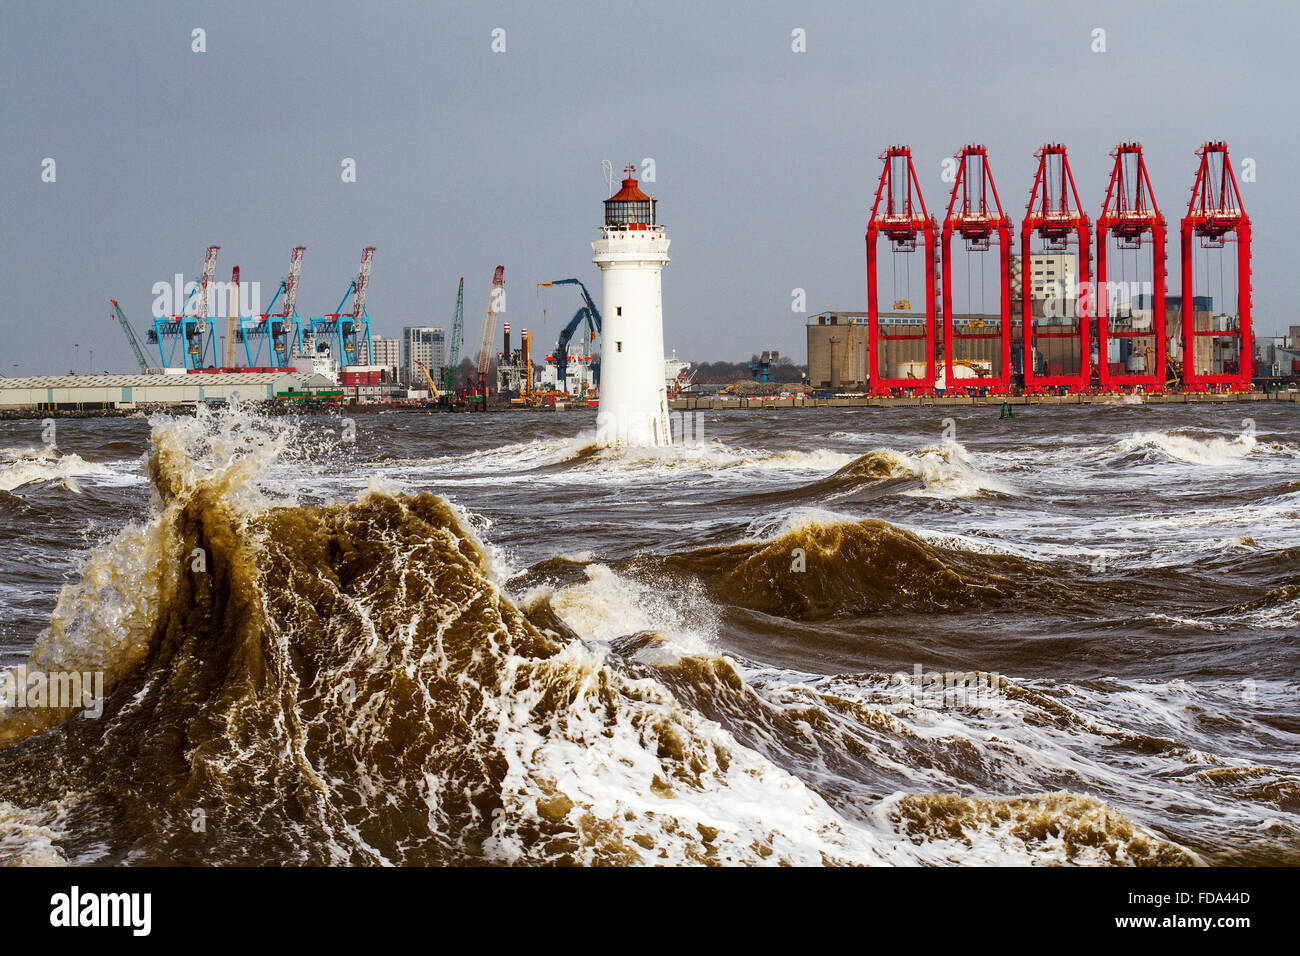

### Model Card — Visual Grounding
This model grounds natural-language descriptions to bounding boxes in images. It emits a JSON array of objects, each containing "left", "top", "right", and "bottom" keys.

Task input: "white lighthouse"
[{"left": 593, "top": 165, "right": 671, "bottom": 446}]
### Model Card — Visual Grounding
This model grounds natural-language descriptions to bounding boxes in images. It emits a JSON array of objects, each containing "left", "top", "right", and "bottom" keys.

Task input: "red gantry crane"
[
  {"left": 866, "top": 146, "right": 938, "bottom": 395},
  {"left": 941, "top": 145, "right": 1012, "bottom": 393},
  {"left": 1096, "top": 143, "right": 1167, "bottom": 391},
  {"left": 1180, "top": 142, "right": 1252, "bottom": 389},
  {"left": 1022, "top": 144, "right": 1092, "bottom": 392}
]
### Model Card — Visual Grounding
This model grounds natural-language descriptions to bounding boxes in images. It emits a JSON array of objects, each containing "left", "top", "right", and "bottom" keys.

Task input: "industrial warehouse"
[{"left": 0, "top": 372, "right": 336, "bottom": 412}]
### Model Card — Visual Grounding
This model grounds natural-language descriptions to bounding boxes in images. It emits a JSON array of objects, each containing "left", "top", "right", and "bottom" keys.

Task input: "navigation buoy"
[{"left": 999, "top": 402, "right": 1016, "bottom": 420}]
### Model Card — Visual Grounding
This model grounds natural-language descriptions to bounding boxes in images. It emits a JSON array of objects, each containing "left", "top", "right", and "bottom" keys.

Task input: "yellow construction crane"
[
  {"left": 520, "top": 328, "right": 534, "bottom": 403},
  {"left": 415, "top": 360, "right": 442, "bottom": 400}
]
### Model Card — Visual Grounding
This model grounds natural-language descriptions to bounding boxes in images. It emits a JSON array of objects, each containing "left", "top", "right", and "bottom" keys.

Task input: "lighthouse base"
[{"left": 596, "top": 394, "right": 672, "bottom": 447}]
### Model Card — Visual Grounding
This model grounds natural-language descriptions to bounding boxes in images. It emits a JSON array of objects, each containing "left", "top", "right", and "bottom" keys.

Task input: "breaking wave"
[
  {"left": 0, "top": 408, "right": 1204, "bottom": 866},
  {"left": 415, "top": 433, "right": 854, "bottom": 479},
  {"left": 1109, "top": 429, "right": 1258, "bottom": 466},
  {"left": 653, "top": 512, "right": 1028, "bottom": 621},
  {"left": 811, "top": 443, "right": 1014, "bottom": 499},
  {"left": 0, "top": 446, "right": 113, "bottom": 493}
]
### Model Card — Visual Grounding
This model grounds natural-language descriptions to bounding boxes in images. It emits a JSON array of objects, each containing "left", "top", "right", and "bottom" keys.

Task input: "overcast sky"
[{"left": 3, "top": 0, "right": 1297, "bottom": 374}]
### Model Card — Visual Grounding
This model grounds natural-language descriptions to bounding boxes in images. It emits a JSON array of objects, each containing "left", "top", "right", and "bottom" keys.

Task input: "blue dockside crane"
[
  {"left": 308, "top": 247, "right": 375, "bottom": 367},
  {"left": 538, "top": 278, "right": 602, "bottom": 388},
  {"left": 147, "top": 245, "right": 220, "bottom": 369},
  {"left": 238, "top": 246, "right": 305, "bottom": 367}
]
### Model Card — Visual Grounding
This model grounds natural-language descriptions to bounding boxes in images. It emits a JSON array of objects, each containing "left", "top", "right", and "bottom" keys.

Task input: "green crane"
[
  {"left": 441, "top": 277, "right": 464, "bottom": 395},
  {"left": 110, "top": 299, "right": 149, "bottom": 372}
]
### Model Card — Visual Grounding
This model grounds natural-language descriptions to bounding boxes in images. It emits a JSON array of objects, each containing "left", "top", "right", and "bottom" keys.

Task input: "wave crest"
[
  {"left": 816, "top": 444, "right": 1013, "bottom": 500},
  {"left": 1110, "top": 429, "right": 1257, "bottom": 466},
  {"left": 660, "top": 515, "right": 1022, "bottom": 620}
]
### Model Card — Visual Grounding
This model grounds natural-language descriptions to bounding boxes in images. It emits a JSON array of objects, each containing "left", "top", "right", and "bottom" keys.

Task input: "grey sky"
[{"left": 3, "top": 0, "right": 1297, "bottom": 374}]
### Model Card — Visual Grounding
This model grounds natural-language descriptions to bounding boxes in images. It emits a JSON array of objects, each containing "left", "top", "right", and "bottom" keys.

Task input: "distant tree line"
[{"left": 692, "top": 355, "right": 807, "bottom": 384}]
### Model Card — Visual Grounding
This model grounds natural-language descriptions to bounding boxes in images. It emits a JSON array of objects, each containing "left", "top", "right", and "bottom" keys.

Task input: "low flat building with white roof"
[{"left": 0, "top": 372, "right": 301, "bottom": 410}]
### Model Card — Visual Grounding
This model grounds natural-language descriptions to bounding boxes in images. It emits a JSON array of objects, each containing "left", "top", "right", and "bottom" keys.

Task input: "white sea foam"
[
  {"left": 0, "top": 800, "right": 67, "bottom": 866},
  {"left": 575, "top": 440, "right": 854, "bottom": 476}
]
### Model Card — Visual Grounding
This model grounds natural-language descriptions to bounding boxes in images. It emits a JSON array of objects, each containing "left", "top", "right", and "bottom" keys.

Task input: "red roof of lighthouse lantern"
[{"left": 605, "top": 164, "right": 657, "bottom": 229}]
